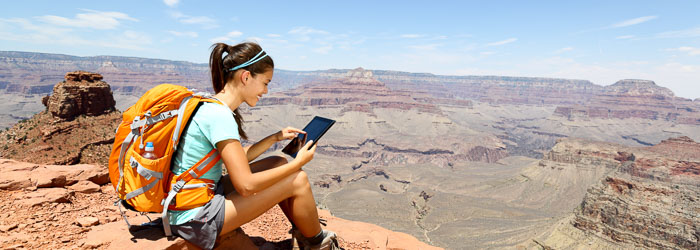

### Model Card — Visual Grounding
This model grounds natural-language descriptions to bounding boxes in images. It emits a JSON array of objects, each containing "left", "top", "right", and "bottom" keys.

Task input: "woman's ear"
[{"left": 240, "top": 70, "right": 250, "bottom": 85}]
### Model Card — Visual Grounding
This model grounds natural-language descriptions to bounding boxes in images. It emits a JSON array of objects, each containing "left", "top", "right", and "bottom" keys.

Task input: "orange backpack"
[{"left": 108, "top": 84, "right": 222, "bottom": 236}]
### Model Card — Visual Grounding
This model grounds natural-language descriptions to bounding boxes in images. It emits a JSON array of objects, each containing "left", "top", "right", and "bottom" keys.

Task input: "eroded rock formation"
[
  {"left": 42, "top": 71, "right": 115, "bottom": 121},
  {"left": 0, "top": 71, "right": 120, "bottom": 165},
  {"left": 551, "top": 136, "right": 700, "bottom": 249},
  {"left": 553, "top": 79, "right": 700, "bottom": 125}
]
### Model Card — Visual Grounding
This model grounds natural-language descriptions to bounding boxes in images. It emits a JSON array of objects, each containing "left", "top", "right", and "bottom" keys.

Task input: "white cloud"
[
  {"left": 486, "top": 38, "right": 517, "bottom": 46},
  {"left": 168, "top": 31, "right": 198, "bottom": 38},
  {"left": 288, "top": 26, "right": 328, "bottom": 35},
  {"left": 554, "top": 47, "right": 574, "bottom": 54},
  {"left": 163, "top": 0, "right": 179, "bottom": 7},
  {"left": 401, "top": 34, "right": 424, "bottom": 39},
  {"left": 655, "top": 27, "right": 700, "bottom": 39},
  {"left": 246, "top": 36, "right": 264, "bottom": 43},
  {"left": 169, "top": 11, "right": 218, "bottom": 29},
  {"left": 37, "top": 9, "right": 137, "bottom": 30},
  {"left": 209, "top": 30, "right": 243, "bottom": 43},
  {"left": 480, "top": 51, "right": 496, "bottom": 56},
  {"left": 609, "top": 16, "right": 657, "bottom": 28},
  {"left": 0, "top": 17, "right": 150, "bottom": 50},
  {"left": 616, "top": 35, "right": 635, "bottom": 40},
  {"left": 267, "top": 33, "right": 281, "bottom": 38},
  {"left": 666, "top": 46, "right": 700, "bottom": 56},
  {"left": 287, "top": 27, "right": 330, "bottom": 42},
  {"left": 313, "top": 45, "right": 333, "bottom": 54},
  {"left": 406, "top": 43, "right": 442, "bottom": 51}
]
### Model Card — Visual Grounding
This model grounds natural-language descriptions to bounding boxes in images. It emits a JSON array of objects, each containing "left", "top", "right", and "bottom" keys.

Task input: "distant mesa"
[
  {"left": 42, "top": 71, "right": 116, "bottom": 121},
  {"left": 605, "top": 79, "right": 675, "bottom": 98}
]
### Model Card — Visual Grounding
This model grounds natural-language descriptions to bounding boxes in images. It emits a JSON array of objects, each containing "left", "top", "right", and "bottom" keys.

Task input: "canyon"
[{"left": 1, "top": 51, "right": 698, "bottom": 249}]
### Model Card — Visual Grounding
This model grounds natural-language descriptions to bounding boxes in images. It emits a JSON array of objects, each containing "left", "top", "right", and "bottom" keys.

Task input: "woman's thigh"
[
  {"left": 219, "top": 170, "right": 305, "bottom": 235},
  {"left": 220, "top": 155, "right": 289, "bottom": 194}
]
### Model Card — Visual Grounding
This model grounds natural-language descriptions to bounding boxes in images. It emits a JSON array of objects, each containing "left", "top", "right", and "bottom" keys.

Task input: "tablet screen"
[{"left": 282, "top": 116, "right": 336, "bottom": 158}]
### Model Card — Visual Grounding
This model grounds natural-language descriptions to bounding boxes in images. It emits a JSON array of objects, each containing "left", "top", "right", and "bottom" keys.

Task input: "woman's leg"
[
  {"left": 219, "top": 156, "right": 321, "bottom": 237},
  {"left": 221, "top": 156, "right": 296, "bottom": 224}
]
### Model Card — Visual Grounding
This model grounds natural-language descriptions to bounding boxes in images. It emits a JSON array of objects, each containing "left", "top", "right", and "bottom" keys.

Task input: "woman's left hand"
[{"left": 276, "top": 127, "right": 305, "bottom": 141}]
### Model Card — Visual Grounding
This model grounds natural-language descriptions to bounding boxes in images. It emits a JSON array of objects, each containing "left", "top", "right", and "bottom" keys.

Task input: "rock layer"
[
  {"left": 554, "top": 79, "right": 700, "bottom": 125},
  {"left": 43, "top": 71, "right": 115, "bottom": 120},
  {"left": 555, "top": 137, "right": 700, "bottom": 249}
]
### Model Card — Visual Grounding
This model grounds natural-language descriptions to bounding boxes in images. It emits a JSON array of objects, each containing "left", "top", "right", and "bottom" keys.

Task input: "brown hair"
[{"left": 209, "top": 42, "right": 274, "bottom": 140}]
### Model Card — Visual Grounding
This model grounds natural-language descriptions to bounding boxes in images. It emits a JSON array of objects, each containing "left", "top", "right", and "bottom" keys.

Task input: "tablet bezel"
[{"left": 281, "top": 116, "right": 336, "bottom": 158}]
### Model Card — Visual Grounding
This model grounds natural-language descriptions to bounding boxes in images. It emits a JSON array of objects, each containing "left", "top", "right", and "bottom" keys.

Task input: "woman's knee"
[{"left": 291, "top": 170, "right": 311, "bottom": 192}]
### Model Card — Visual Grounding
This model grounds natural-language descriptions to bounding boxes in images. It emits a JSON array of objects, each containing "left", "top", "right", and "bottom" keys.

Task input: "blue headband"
[{"left": 226, "top": 50, "right": 268, "bottom": 72}]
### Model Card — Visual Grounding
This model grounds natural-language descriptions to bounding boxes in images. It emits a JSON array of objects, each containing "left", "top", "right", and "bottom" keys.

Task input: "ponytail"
[{"left": 209, "top": 42, "right": 274, "bottom": 141}]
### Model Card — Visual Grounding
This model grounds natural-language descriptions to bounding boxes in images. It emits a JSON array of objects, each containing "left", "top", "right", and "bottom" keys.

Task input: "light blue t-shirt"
[{"left": 168, "top": 102, "right": 240, "bottom": 225}]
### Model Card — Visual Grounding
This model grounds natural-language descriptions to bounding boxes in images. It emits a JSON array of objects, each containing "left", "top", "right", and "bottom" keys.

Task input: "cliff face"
[
  {"left": 0, "top": 72, "right": 120, "bottom": 165},
  {"left": 258, "top": 68, "right": 461, "bottom": 115},
  {"left": 544, "top": 137, "right": 700, "bottom": 249},
  {"left": 553, "top": 79, "right": 700, "bottom": 125}
]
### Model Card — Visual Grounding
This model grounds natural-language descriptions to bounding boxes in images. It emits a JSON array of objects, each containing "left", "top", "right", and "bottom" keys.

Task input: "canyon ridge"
[{"left": 0, "top": 51, "right": 698, "bottom": 249}]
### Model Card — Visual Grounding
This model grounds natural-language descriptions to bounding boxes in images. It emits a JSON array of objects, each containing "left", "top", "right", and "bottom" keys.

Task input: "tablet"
[{"left": 282, "top": 116, "right": 336, "bottom": 158}]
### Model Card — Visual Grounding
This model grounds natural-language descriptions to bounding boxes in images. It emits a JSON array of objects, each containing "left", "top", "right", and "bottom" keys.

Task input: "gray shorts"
[{"left": 169, "top": 181, "right": 226, "bottom": 250}]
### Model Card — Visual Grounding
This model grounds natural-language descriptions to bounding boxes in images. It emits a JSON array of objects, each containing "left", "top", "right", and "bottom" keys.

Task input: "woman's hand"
[
  {"left": 294, "top": 140, "right": 317, "bottom": 167},
  {"left": 276, "top": 127, "right": 306, "bottom": 142}
]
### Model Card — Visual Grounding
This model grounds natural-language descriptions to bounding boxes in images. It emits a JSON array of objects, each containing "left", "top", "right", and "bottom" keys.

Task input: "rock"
[
  {"left": 5, "top": 244, "right": 24, "bottom": 250},
  {"left": 68, "top": 180, "right": 100, "bottom": 193},
  {"left": 537, "top": 137, "right": 700, "bottom": 249},
  {"left": 76, "top": 217, "right": 100, "bottom": 227},
  {"left": 317, "top": 209, "right": 441, "bottom": 250},
  {"left": 44, "top": 71, "right": 115, "bottom": 120},
  {"left": 0, "top": 223, "right": 18, "bottom": 232},
  {"left": 81, "top": 218, "right": 256, "bottom": 250},
  {"left": 25, "top": 161, "right": 109, "bottom": 188},
  {"left": 0, "top": 159, "right": 38, "bottom": 190},
  {"left": 16, "top": 188, "right": 73, "bottom": 207},
  {"left": 101, "top": 184, "right": 115, "bottom": 194}
]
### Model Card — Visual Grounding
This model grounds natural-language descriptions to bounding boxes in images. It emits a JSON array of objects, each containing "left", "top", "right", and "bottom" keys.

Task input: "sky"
[{"left": 1, "top": 1, "right": 699, "bottom": 99}]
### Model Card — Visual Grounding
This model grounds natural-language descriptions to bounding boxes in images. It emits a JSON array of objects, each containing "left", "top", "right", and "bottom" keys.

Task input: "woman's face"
[{"left": 243, "top": 69, "right": 273, "bottom": 107}]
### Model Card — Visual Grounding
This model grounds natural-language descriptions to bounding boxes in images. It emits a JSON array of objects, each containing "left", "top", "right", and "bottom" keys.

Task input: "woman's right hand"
[{"left": 294, "top": 140, "right": 317, "bottom": 167}]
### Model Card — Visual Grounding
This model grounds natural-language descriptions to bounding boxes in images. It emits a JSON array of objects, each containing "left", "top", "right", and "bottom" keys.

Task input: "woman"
[{"left": 167, "top": 42, "right": 338, "bottom": 250}]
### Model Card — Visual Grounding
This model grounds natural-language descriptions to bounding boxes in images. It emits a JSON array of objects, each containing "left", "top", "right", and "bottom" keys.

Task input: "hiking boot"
[{"left": 291, "top": 228, "right": 340, "bottom": 250}]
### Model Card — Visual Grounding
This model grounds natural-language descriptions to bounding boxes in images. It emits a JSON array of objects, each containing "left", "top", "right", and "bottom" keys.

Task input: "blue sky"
[{"left": 1, "top": 1, "right": 699, "bottom": 99}]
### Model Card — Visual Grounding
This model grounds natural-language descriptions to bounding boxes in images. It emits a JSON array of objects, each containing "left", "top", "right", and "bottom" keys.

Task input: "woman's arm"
[
  {"left": 244, "top": 127, "right": 305, "bottom": 162},
  {"left": 218, "top": 138, "right": 316, "bottom": 197}
]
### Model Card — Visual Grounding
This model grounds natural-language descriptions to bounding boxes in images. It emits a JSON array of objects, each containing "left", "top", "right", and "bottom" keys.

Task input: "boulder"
[
  {"left": 15, "top": 188, "right": 73, "bottom": 207},
  {"left": 68, "top": 181, "right": 101, "bottom": 194},
  {"left": 81, "top": 218, "right": 256, "bottom": 250},
  {"left": 0, "top": 159, "right": 38, "bottom": 190},
  {"left": 76, "top": 217, "right": 100, "bottom": 227},
  {"left": 44, "top": 71, "right": 115, "bottom": 120}
]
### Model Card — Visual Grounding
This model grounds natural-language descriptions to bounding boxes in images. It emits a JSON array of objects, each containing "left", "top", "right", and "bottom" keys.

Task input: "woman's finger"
[
  {"left": 286, "top": 127, "right": 306, "bottom": 134},
  {"left": 303, "top": 140, "right": 314, "bottom": 150}
]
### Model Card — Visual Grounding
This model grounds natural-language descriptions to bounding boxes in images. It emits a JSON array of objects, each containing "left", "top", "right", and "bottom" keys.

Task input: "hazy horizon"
[{"left": 1, "top": 1, "right": 699, "bottom": 98}]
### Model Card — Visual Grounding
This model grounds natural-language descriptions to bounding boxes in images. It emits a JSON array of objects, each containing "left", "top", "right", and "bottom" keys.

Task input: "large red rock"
[
  {"left": 80, "top": 218, "right": 256, "bottom": 250},
  {"left": 0, "top": 159, "right": 109, "bottom": 190},
  {"left": 43, "top": 71, "right": 115, "bottom": 121},
  {"left": 14, "top": 188, "right": 73, "bottom": 207}
]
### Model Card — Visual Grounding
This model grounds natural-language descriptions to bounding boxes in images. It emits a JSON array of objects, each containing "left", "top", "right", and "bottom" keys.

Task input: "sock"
[{"left": 305, "top": 229, "right": 325, "bottom": 245}]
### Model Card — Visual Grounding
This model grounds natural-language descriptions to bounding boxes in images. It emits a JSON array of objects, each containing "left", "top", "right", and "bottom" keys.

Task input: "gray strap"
[
  {"left": 116, "top": 199, "right": 133, "bottom": 228},
  {"left": 161, "top": 179, "right": 186, "bottom": 237},
  {"left": 188, "top": 170, "right": 199, "bottom": 179},
  {"left": 131, "top": 110, "right": 178, "bottom": 129},
  {"left": 147, "top": 110, "right": 178, "bottom": 125},
  {"left": 172, "top": 96, "right": 193, "bottom": 150},
  {"left": 196, "top": 151, "right": 220, "bottom": 171},
  {"left": 161, "top": 190, "right": 178, "bottom": 237},
  {"left": 117, "top": 132, "right": 136, "bottom": 191},
  {"left": 182, "top": 183, "right": 214, "bottom": 189},
  {"left": 124, "top": 178, "right": 159, "bottom": 200},
  {"left": 129, "top": 158, "right": 163, "bottom": 180}
]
